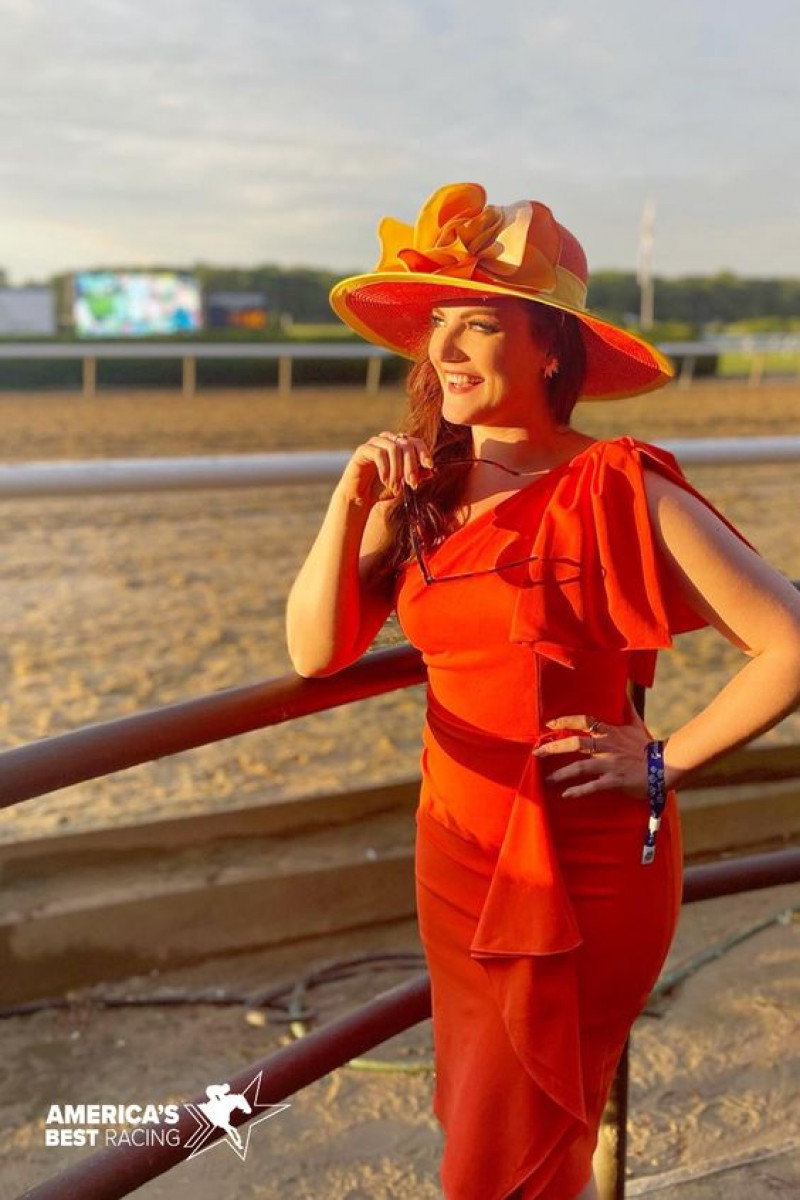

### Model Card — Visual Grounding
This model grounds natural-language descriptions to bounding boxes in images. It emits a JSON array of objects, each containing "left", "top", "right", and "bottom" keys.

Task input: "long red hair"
[{"left": 367, "top": 302, "right": 587, "bottom": 591}]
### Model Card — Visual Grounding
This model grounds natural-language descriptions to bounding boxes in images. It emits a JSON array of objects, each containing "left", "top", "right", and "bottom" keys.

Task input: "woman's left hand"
[{"left": 531, "top": 705, "right": 670, "bottom": 800}]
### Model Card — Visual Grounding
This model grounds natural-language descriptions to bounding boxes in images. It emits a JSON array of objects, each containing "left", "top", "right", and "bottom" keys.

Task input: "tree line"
[
  {"left": 5, "top": 265, "right": 800, "bottom": 336},
  {"left": 192, "top": 264, "right": 800, "bottom": 329}
]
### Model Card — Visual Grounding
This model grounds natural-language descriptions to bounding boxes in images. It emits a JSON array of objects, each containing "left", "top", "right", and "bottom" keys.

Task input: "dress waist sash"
[{"left": 422, "top": 686, "right": 590, "bottom": 1127}]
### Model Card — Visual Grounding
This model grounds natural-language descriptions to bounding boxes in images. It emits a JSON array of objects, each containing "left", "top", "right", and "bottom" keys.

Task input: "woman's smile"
[
  {"left": 444, "top": 372, "right": 484, "bottom": 394},
  {"left": 428, "top": 300, "right": 551, "bottom": 419}
]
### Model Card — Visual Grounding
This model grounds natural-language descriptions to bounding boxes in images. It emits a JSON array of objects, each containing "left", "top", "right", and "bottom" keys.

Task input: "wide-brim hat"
[{"left": 329, "top": 182, "right": 674, "bottom": 402}]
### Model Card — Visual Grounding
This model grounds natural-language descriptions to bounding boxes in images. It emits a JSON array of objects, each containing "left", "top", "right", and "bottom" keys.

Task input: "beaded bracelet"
[{"left": 642, "top": 739, "right": 667, "bottom": 865}]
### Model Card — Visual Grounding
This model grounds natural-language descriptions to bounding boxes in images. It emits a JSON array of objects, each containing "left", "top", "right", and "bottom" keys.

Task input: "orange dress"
[{"left": 392, "top": 435, "right": 761, "bottom": 1200}]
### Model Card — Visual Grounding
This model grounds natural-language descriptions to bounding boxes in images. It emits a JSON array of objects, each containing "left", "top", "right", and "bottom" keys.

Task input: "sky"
[{"left": 1, "top": 0, "right": 798, "bottom": 285}]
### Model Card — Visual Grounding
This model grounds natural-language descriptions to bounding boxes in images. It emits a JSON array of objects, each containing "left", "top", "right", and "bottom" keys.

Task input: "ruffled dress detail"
[{"left": 394, "top": 436, "right": 761, "bottom": 1199}]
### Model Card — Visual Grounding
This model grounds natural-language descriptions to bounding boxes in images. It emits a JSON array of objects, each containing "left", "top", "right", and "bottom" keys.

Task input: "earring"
[{"left": 543, "top": 357, "right": 560, "bottom": 379}]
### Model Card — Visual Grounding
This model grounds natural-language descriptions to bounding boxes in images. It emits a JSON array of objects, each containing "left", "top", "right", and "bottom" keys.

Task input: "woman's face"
[{"left": 426, "top": 297, "right": 551, "bottom": 427}]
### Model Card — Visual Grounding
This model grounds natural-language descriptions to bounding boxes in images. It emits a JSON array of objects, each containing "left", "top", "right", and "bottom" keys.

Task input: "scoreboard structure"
[
  {"left": 72, "top": 272, "right": 203, "bottom": 337},
  {"left": 205, "top": 292, "right": 268, "bottom": 331}
]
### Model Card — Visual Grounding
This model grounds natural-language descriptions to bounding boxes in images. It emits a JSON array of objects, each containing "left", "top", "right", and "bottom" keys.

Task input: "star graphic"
[{"left": 183, "top": 1071, "right": 290, "bottom": 1162}]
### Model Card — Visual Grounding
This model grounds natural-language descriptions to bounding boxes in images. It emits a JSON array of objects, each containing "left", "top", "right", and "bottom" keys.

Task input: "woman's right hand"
[{"left": 337, "top": 431, "right": 435, "bottom": 507}]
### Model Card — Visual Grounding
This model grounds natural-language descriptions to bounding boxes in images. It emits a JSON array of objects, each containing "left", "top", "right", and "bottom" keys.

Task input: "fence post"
[
  {"left": 678, "top": 355, "right": 695, "bottom": 389},
  {"left": 595, "top": 1037, "right": 629, "bottom": 1199},
  {"left": 366, "top": 355, "right": 382, "bottom": 396},
  {"left": 749, "top": 353, "right": 765, "bottom": 387},
  {"left": 82, "top": 356, "right": 96, "bottom": 399},
  {"left": 182, "top": 356, "right": 196, "bottom": 399},
  {"left": 278, "top": 356, "right": 293, "bottom": 397}
]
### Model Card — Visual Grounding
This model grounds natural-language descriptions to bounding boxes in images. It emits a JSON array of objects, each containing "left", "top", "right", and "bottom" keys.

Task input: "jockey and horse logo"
[
  {"left": 184, "top": 1072, "right": 290, "bottom": 1161},
  {"left": 199, "top": 1083, "right": 251, "bottom": 1151}
]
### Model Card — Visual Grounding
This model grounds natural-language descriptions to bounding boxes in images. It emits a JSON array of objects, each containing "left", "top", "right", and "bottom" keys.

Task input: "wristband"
[{"left": 642, "top": 739, "right": 667, "bottom": 865}]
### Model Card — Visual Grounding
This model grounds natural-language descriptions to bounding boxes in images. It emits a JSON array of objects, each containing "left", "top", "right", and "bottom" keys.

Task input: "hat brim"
[{"left": 329, "top": 272, "right": 675, "bottom": 402}]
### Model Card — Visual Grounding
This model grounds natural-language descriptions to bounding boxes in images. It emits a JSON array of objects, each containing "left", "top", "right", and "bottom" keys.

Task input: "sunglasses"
[{"left": 401, "top": 456, "right": 578, "bottom": 586}]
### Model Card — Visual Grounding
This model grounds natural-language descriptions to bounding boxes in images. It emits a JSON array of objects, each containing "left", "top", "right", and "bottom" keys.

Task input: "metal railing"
[
  {"left": 0, "top": 435, "right": 799, "bottom": 499},
  {"left": 1, "top": 335, "right": 799, "bottom": 396},
  {"left": 0, "top": 645, "right": 425, "bottom": 808},
  {"left": 0, "top": 340, "right": 392, "bottom": 398},
  {"left": 8, "top": 641, "right": 800, "bottom": 1200},
  {"left": 6, "top": 436, "right": 800, "bottom": 1198},
  {"left": 16, "top": 845, "right": 800, "bottom": 1200}
]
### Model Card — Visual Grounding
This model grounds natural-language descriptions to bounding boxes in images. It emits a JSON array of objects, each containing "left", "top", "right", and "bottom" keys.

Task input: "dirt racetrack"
[{"left": 0, "top": 378, "right": 799, "bottom": 1197}]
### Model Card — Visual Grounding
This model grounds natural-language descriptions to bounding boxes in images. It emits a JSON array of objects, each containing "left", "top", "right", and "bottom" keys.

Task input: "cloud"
[{"left": 0, "top": 0, "right": 798, "bottom": 280}]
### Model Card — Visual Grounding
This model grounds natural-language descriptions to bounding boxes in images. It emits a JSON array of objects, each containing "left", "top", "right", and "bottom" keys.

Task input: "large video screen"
[{"left": 73, "top": 272, "right": 203, "bottom": 337}]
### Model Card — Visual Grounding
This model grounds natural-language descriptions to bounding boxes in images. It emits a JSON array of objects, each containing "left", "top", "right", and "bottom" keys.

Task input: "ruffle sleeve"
[{"left": 509, "top": 433, "right": 763, "bottom": 688}]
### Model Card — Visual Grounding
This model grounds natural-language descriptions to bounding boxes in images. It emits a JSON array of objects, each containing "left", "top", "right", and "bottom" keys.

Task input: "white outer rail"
[
  {"left": 0, "top": 336, "right": 798, "bottom": 358},
  {"left": 0, "top": 338, "right": 798, "bottom": 396},
  {"left": 0, "top": 437, "right": 798, "bottom": 499}
]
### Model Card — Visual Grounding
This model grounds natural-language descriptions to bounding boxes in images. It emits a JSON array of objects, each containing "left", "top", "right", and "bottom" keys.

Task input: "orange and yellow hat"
[{"left": 329, "top": 182, "right": 674, "bottom": 402}]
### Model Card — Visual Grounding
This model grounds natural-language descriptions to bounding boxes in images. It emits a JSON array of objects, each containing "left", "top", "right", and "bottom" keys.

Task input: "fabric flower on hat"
[
  {"left": 374, "top": 182, "right": 562, "bottom": 294},
  {"left": 330, "top": 180, "right": 675, "bottom": 399}
]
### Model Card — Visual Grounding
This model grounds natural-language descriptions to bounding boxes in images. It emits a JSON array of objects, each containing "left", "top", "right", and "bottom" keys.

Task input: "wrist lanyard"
[{"left": 642, "top": 739, "right": 667, "bottom": 865}]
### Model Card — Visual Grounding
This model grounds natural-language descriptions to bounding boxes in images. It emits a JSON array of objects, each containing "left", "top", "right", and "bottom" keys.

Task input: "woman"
[{"left": 285, "top": 183, "right": 800, "bottom": 1199}]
